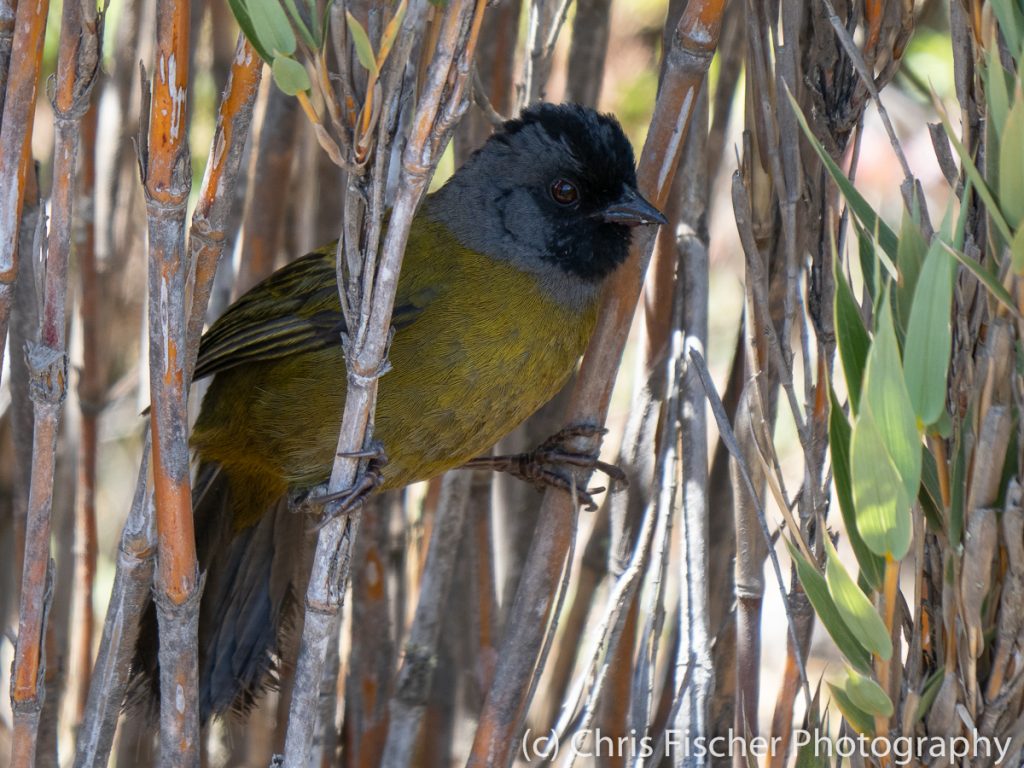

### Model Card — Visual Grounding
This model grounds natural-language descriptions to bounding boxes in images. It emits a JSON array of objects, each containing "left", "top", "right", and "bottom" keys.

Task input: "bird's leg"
[
  {"left": 462, "top": 423, "right": 627, "bottom": 511},
  {"left": 289, "top": 443, "right": 388, "bottom": 528}
]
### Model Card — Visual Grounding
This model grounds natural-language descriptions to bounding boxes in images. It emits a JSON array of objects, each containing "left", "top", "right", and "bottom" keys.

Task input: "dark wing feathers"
[{"left": 194, "top": 248, "right": 425, "bottom": 380}]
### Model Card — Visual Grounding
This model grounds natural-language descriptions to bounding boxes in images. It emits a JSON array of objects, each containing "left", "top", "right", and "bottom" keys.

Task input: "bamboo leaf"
[
  {"left": 851, "top": 408, "right": 912, "bottom": 558},
  {"left": 376, "top": 0, "right": 408, "bottom": 70},
  {"left": 227, "top": 0, "right": 274, "bottom": 62},
  {"left": 346, "top": 11, "right": 379, "bottom": 75},
  {"left": 1011, "top": 223, "right": 1024, "bottom": 275},
  {"left": 988, "top": 0, "right": 1024, "bottom": 57},
  {"left": 999, "top": 96, "right": 1024, "bottom": 227},
  {"left": 824, "top": 537, "right": 893, "bottom": 660},
  {"left": 247, "top": 0, "right": 297, "bottom": 58},
  {"left": 787, "top": 540, "right": 873, "bottom": 673},
  {"left": 281, "top": 0, "right": 318, "bottom": 48},
  {"left": 271, "top": 55, "right": 311, "bottom": 95},
  {"left": 787, "top": 89, "right": 899, "bottom": 261},
  {"left": 986, "top": 51, "right": 1013, "bottom": 145},
  {"left": 943, "top": 242, "right": 1021, "bottom": 316},
  {"left": 834, "top": 267, "right": 870, "bottom": 414},
  {"left": 863, "top": 298, "right": 922, "bottom": 500},
  {"left": 844, "top": 667, "right": 894, "bottom": 718},
  {"left": 830, "top": 391, "right": 885, "bottom": 589},
  {"left": 827, "top": 683, "right": 876, "bottom": 737},
  {"left": 912, "top": 667, "right": 946, "bottom": 726},
  {"left": 896, "top": 208, "right": 928, "bottom": 331},
  {"left": 934, "top": 96, "right": 1015, "bottom": 244},
  {"left": 903, "top": 242, "right": 955, "bottom": 426}
]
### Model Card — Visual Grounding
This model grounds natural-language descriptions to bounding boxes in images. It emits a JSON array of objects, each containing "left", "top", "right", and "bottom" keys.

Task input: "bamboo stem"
[
  {"left": 0, "top": 0, "right": 48, "bottom": 392},
  {"left": 467, "top": 3, "right": 725, "bottom": 764},
  {"left": 141, "top": 1, "right": 200, "bottom": 762}
]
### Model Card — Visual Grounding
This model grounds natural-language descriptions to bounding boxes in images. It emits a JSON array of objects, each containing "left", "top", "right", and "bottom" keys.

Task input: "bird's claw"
[
  {"left": 464, "top": 422, "right": 627, "bottom": 511},
  {"left": 290, "top": 447, "right": 388, "bottom": 529}
]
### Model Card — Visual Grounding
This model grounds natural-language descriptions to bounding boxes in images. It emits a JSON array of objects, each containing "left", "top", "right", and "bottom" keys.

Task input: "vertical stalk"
[
  {"left": 0, "top": 0, "right": 48, "bottom": 389},
  {"left": 10, "top": 0, "right": 99, "bottom": 762},
  {"left": 468, "top": 4, "right": 725, "bottom": 765},
  {"left": 281, "top": 2, "right": 487, "bottom": 763},
  {"left": 70, "top": 98, "right": 101, "bottom": 726},
  {"left": 675, "top": 84, "right": 711, "bottom": 766},
  {"left": 141, "top": 1, "right": 198, "bottom": 763}
]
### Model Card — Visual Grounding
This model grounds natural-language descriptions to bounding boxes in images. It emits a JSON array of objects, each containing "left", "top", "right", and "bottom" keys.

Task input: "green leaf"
[
  {"left": 944, "top": 242, "right": 1022, "bottom": 316},
  {"left": 903, "top": 242, "right": 954, "bottom": 426},
  {"left": 787, "top": 540, "right": 873, "bottom": 672},
  {"left": 851, "top": 408, "right": 913, "bottom": 558},
  {"left": 844, "top": 667, "right": 894, "bottom": 718},
  {"left": 935, "top": 97, "right": 1015, "bottom": 245},
  {"left": 788, "top": 90, "right": 899, "bottom": 262},
  {"left": 913, "top": 667, "right": 946, "bottom": 726},
  {"left": 856, "top": 222, "right": 877, "bottom": 303},
  {"left": 834, "top": 267, "right": 870, "bottom": 414},
  {"left": 827, "top": 682, "right": 876, "bottom": 736},
  {"left": 863, "top": 298, "right": 922, "bottom": 501},
  {"left": 246, "top": 0, "right": 297, "bottom": 58},
  {"left": 271, "top": 55, "right": 311, "bottom": 95},
  {"left": 829, "top": 390, "right": 885, "bottom": 589},
  {"left": 988, "top": 0, "right": 1024, "bottom": 57},
  {"left": 281, "top": 0, "right": 318, "bottom": 48},
  {"left": 227, "top": 0, "right": 274, "bottom": 63},
  {"left": 999, "top": 97, "right": 1024, "bottom": 227},
  {"left": 985, "top": 50, "right": 1012, "bottom": 143},
  {"left": 896, "top": 208, "right": 928, "bottom": 331},
  {"left": 346, "top": 11, "right": 378, "bottom": 75},
  {"left": 1011, "top": 225, "right": 1024, "bottom": 275},
  {"left": 850, "top": 298, "right": 920, "bottom": 559},
  {"left": 824, "top": 537, "right": 893, "bottom": 660}
]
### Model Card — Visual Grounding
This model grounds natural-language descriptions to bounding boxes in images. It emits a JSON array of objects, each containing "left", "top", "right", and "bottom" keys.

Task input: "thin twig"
[{"left": 689, "top": 349, "right": 813, "bottom": 711}]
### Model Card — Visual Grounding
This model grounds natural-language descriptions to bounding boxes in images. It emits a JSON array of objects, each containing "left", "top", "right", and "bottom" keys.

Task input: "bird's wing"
[{"left": 194, "top": 246, "right": 426, "bottom": 380}]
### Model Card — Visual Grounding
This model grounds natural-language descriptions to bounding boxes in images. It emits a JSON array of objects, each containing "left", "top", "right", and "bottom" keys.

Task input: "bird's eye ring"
[{"left": 549, "top": 178, "right": 579, "bottom": 206}]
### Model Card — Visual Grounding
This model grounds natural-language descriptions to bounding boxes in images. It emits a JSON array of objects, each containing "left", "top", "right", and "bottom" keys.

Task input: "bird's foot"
[
  {"left": 463, "top": 423, "right": 627, "bottom": 511},
  {"left": 290, "top": 445, "right": 388, "bottom": 528}
]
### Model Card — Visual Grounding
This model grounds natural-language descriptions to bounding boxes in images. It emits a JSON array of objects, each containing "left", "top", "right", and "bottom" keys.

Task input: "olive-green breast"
[{"left": 191, "top": 219, "right": 599, "bottom": 530}]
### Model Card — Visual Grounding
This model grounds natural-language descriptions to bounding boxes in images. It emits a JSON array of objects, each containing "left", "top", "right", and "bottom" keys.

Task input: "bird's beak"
[{"left": 600, "top": 187, "right": 668, "bottom": 227}]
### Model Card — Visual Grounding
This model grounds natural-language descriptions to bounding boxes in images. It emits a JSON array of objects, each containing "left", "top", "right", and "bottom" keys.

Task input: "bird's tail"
[{"left": 126, "top": 463, "right": 311, "bottom": 722}]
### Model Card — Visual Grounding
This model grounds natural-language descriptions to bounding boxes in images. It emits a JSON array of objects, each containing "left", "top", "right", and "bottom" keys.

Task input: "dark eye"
[{"left": 549, "top": 178, "right": 579, "bottom": 206}]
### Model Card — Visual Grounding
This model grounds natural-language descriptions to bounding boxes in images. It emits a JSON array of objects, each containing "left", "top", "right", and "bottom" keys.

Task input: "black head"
[{"left": 428, "top": 103, "right": 665, "bottom": 287}]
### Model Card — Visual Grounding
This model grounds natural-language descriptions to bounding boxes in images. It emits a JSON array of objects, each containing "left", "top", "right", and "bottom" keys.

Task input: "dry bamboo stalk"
[
  {"left": 185, "top": 34, "right": 262, "bottom": 380},
  {"left": 674, "top": 82, "right": 712, "bottom": 764},
  {"left": 381, "top": 471, "right": 473, "bottom": 767},
  {"left": 467, "top": 3, "right": 725, "bottom": 764},
  {"left": 10, "top": 0, "right": 100, "bottom": 762},
  {"left": 140, "top": 1, "right": 200, "bottom": 762},
  {"left": 73, "top": 29, "right": 261, "bottom": 768},
  {"left": 236, "top": 85, "right": 301, "bottom": 298},
  {"left": 72, "top": 445, "right": 156, "bottom": 768},
  {"left": 281, "top": 2, "right": 487, "bottom": 763},
  {"left": 0, "top": 0, "right": 48, "bottom": 392},
  {"left": 69, "top": 76, "right": 101, "bottom": 735},
  {"left": 519, "top": 0, "right": 573, "bottom": 108},
  {"left": 0, "top": 0, "right": 14, "bottom": 120},
  {"left": 344, "top": 493, "right": 396, "bottom": 768}
]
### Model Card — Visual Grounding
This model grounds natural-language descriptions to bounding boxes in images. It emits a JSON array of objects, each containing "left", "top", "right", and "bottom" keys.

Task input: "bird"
[{"left": 128, "top": 102, "right": 665, "bottom": 721}]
